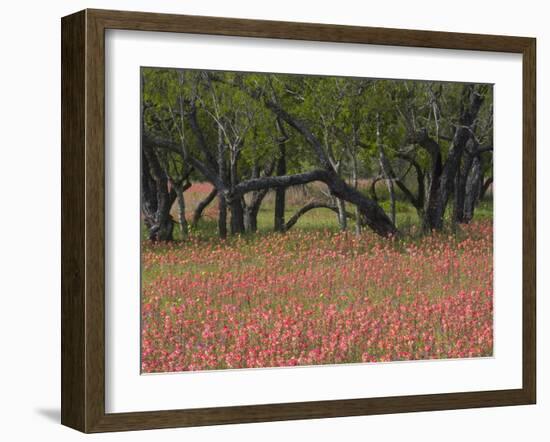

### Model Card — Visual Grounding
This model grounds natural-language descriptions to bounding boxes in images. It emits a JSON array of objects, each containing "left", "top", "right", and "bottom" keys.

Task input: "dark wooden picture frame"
[{"left": 61, "top": 8, "right": 536, "bottom": 433}]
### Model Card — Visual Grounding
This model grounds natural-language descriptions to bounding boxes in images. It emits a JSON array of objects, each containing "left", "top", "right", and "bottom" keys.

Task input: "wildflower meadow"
[
  {"left": 141, "top": 69, "right": 494, "bottom": 373},
  {"left": 141, "top": 206, "right": 493, "bottom": 373}
]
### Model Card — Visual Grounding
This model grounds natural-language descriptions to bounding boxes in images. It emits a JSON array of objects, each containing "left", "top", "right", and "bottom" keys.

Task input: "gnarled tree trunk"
[
  {"left": 274, "top": 144, "right": 287, "bottom": 232},
  {"left": 453, "top": 150, "right": 473, "bottom": 224},
  {"left": 244, "top": 188, "right": 269, "bottom": 233},
  {"left": 173, "top": 180, "right": 192, "bottom": 238},
  {"left": 335, "top": 198, "right": 348, "bottom": 230},
  {"left": 376, "top": 114, "right": 396, "bottom": 226},
  {"left": 229, "top": 197, "right": 245, "bottom": 235},
  {"left": 218, "top": 193, "right": 227, "bottom": 239},
  {"left": 463, "top": 155, "right": 483, "bottom": 223},
  {"left": 141, "top": 144, "right": 176, "bottom": 241},
  {"left": 432, "top": 85, "right": 485, "bottom": 229}
]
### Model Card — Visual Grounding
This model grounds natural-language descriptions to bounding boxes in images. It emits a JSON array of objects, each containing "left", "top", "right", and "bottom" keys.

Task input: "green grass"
[{"left": 144, "top": 192, "right": 493, "bottom": 241}]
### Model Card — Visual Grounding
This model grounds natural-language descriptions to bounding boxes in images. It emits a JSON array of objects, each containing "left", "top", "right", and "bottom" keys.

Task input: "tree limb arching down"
[
  {"left": 283, "top": 201, "right": 357, "bottom": 232},
  {"left": 145, "top": 129, "right": 397, "bottom": 237}
]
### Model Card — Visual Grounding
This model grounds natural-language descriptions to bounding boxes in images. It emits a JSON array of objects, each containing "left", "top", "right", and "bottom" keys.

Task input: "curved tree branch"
[
  {"left": 235, "top": 169, "right": 397, "bottom": 236},
  {"left": 480, "top": 176, "right": 493, "bottom": 200},
  {"left": 143, "top": 131, "right": 227, "bottom": 192},
  {"left": 407, "top": 128, "right": 441, "bottom": 157},
  {"left": 284, "top": 201, "right": 356, "bottom": 231},
  {"left": 191, "top": 187, "right": 218, "bottom": 227},
  {"left": 234, "top": 169, "right": 330, "bottom": 194},
  {"left": 370, "top": 175, "right": 383, "bottom": 202},
  {"left": 263, "top": 99, "right": 333, "bottom": 171},
  {"left": 395, "top": 153, "right": 425, "bottom": 210}
]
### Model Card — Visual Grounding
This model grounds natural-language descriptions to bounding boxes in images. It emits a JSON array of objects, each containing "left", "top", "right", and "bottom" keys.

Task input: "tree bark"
[
  {"left": 141, "top": 142, "right": 176, "bottom": 241},
  {"left": 218, "top": 193, "right": 227, "bottom": 239},
  {"left": 274, "top": 143, "right": 287, "bottom": 232},
  {"left": 244, "top": 206, "right": 257, "bottom": 233},
  {"left": 463, "top": 155, "right": 483, "bottom": 223},
  {"left": 351, "top": 153, "right": 362, "bottom": 235},
  {"left": 393, "top": 152, "right": 425, "bottom": 222},
  {"left": 453, "top": 151, "right": 473, "bottom": 224},
  {"left": 217, "top": 125, "right": 230, "bottom": 238},
  {"left": 174, "top": 181, "right": 191, "bottom": 238},
  {"left": 141, "top": 149, "right": 158, "bottom": 231},
  {"left": 229, "top": 197, "right": 246, "bottom": 235},
  {"left": 406, "top": 128, "right": 444, "bottom": 231},
  {"left": 244, "top": 188, "right": 269, "bottom": 233},
  {"left": 336, "top": 198, "right": 348, "bottom": 230},
  {"left": 376, "top": 114, "right": 396, "bottom": 226},
  {"left": 423, "top": 149, "right": 444, "bottom": 231}
]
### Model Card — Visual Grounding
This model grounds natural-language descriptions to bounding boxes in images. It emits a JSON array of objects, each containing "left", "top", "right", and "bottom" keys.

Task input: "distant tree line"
[{"left": 141, "top": 68, "right": 493, "bottom": 241}]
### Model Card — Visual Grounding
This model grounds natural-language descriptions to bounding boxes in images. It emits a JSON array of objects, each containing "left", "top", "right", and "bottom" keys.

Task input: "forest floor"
[{"left": 141, "top": 182, "right": 494, "bottom": 373}]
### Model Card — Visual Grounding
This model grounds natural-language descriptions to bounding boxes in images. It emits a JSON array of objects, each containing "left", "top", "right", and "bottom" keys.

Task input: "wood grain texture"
[
  {"left": 85, "top": 9, "right": 107, "bottom": 433},
  {"left": 522, "top": 38, "right": 537, "bottom": 404},
  {"left": 61, "top": 8, "right": 537, "bottom": 433},
  {"left": 61, "top": 10, "right": 86, "bottom": 432},
  {"left": 89, "top": 8, "right": 532, "bottom": 53}
]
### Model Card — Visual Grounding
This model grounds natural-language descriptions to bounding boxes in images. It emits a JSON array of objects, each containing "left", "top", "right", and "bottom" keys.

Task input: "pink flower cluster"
[{"left": 141, "top": 221, "right": 493, "bottom": 372}]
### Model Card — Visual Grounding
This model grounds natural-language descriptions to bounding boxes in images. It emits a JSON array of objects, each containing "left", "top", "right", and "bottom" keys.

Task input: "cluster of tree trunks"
[
  {"left": 395, "top": 84, "right": 492, "bottom": 231},
  {"left": 141, "top": 143, "right": 176, "bottom": 241}
]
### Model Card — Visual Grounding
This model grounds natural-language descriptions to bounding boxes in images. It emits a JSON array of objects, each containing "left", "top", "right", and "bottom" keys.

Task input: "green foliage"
[{"left": 141, "top": 66, "right": 493, "bottom": 235}]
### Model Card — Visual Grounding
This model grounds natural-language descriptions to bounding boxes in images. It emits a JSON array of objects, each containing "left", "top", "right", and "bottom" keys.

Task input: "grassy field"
[{"left": 141, "top": 182, "right": 493, "bottom": 373}]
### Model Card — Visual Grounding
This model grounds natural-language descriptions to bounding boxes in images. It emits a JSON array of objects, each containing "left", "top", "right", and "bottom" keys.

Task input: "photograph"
[
  {"left": 140, "top": 67, "right": 494, "bottom": 373},
  {"left": 0, "top": 0, "right": 543, "bottom": 437},
  {"left": 0, "top": 0, "right": 541, "bottom": 437}
]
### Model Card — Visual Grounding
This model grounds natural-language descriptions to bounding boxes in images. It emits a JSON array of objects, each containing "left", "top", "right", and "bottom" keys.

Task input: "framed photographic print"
[{"left": 61, "top": 9, "right": 536, "bottom": 433}]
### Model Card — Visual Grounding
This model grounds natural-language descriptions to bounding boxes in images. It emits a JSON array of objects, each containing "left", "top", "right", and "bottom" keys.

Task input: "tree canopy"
[{"left": 141, "top": 67, "right": 493, "bottom": 241}]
